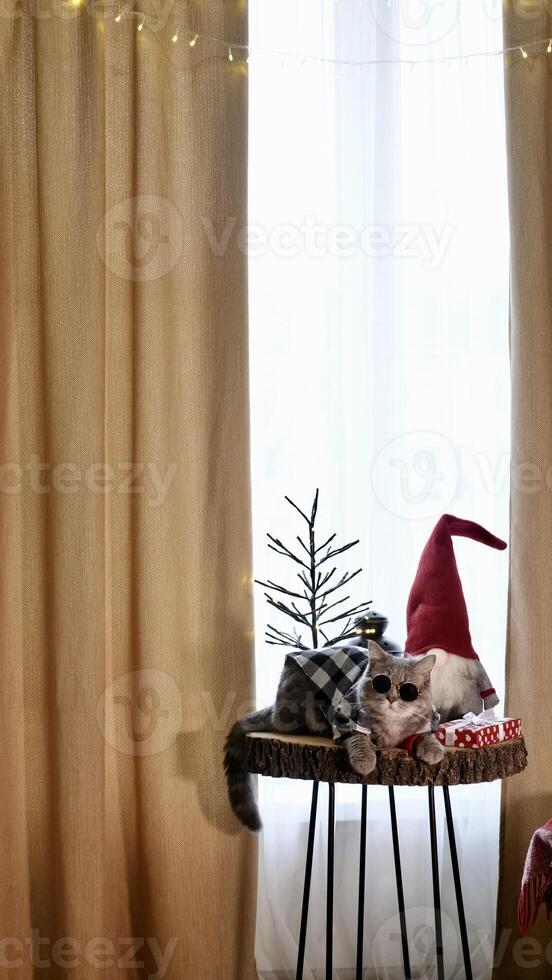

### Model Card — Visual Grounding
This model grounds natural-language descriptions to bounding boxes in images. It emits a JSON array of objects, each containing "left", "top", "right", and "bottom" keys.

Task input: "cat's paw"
[
  {"left": 483, "top": 692, "right": 499, "bottom": 710},
  {"left": 415, "top": 734, "right": 444, "bottom": 766},
  {"left": 346, "top": 734, "right": 377, "bottom": 776}
]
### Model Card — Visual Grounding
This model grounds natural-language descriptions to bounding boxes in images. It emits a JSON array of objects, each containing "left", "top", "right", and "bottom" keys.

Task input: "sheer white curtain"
[{"left": 248, "top": 2, "right": 509, "bottom": 977}]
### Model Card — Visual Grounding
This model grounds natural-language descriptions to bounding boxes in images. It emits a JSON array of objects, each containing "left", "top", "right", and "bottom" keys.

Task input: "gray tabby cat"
[{"left": 224, "top": 641, "right": 444, "bottom": 831}]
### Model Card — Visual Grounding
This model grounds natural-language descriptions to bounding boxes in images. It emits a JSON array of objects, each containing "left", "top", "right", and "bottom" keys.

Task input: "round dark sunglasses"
[{"left": 371, "top": 674, "right": 419, "bottom": 702}]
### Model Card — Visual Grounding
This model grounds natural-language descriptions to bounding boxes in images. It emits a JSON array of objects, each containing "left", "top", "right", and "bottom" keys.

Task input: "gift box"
[{"left": 436, "top": 709, "right": 522, "bottom": 748}]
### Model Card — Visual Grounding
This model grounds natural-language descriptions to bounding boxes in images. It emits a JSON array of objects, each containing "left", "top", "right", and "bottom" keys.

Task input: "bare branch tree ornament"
[{"left": 256, "top": 490, "right": 372, "bottom": 650}]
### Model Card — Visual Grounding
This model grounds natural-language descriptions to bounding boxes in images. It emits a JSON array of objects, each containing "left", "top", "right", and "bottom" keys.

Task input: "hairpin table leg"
[
  {"left": 296, "top": 781, "right": 319, "bottom": 980},
  {"left": 428, "top": 786, "right": 445, "bottom": 980},
  {"left": 388, "top": 786, "right": 412, "bottom": 979},
  {"left": 443, "top": 785, "right": 473, "bottom": 980},
  {"left": 356, "top": 785, "right": 368, "bottom": 980},
  {"left": 326, "top": 782, "right": 335, "bottom": 980}
]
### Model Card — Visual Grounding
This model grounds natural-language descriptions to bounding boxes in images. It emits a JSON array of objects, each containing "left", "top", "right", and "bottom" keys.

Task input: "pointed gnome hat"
[{"left": 405, "top": 514, "right": 507, "bottom": 660}]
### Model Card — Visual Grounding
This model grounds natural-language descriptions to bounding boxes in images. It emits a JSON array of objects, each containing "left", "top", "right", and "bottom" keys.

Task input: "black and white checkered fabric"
[{"left": 288, "top": 646, "right": 369, "bottom": 733}]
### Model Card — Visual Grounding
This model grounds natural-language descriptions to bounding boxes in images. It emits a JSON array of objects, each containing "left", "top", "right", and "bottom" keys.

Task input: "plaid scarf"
[{"left": 288, "top": 647, "right": 370, "bottom": 736}]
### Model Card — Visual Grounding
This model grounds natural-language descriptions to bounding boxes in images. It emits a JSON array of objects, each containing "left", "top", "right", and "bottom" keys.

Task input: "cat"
[{"left": 224, "top": 640, "right": 444, "bottom": 831}]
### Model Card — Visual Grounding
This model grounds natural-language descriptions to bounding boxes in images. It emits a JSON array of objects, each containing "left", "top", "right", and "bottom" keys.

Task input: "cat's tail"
[{"left": 224, "top": 706, "right": 274, "bottom": 832}]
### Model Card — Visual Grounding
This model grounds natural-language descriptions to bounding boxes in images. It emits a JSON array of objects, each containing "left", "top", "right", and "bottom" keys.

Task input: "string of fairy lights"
[{"left": 107, "top": 11, "right": 552, "bottom": 70}]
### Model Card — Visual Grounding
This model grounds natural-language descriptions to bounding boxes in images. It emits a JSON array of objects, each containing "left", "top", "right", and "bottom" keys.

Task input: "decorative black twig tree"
[{"left": 256, "top": 489, "right": 372, "bottom": 650}]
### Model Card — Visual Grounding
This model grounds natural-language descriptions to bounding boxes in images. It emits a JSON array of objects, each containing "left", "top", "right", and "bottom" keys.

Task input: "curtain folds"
[
  {"left": 496, "top": 4, "right": 552, "bottom": 977},
  {"left": 0, "top": 2, "right": 257, "bottom": 978}
]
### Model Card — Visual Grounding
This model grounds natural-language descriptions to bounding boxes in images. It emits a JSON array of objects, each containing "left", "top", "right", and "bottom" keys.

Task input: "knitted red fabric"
[
  {"left": 400, "top": 733, "right": 424, "bottom": 756},
  {"left": 518, "top": 819, "right": 552, "bottom": 936},
  {"left": 405, "top": 515, "right": 507, "bottom": 661}
]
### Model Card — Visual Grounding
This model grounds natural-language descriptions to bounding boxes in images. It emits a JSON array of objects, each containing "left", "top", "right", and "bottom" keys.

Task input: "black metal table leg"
[
  {"left": 388, "top": 787, "right": 412, "bottom": 979},
  {"left": 428, "top": 786, "right": 445, "bottom": 980},
  {"left": 443, "top": 785, "right": 473, "bottom": 980},
  {"left": 296, "top": 782, "right": 319, "bottom": 980},
  {"left": 356, "top": 785, "right": 368, "bottom": 980},
  {"left": 326, "top": 783, "right": 335, "bottom": 980}
]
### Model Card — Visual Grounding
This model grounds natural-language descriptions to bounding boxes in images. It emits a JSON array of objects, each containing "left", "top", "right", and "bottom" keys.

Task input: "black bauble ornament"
[{"left": 342, "top": 610, "right": 403, "bottom": 656}]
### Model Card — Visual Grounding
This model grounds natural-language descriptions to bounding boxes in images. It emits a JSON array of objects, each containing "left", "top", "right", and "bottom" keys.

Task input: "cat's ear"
[
  {"left": 366, "top": 640, "right": 389, "bottom": 673},
  {"left": 411, "top": 653, "right": 436, "bottom": 685}
]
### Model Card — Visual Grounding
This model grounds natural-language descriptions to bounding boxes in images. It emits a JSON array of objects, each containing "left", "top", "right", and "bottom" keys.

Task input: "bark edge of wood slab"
[{"left": 245, "top": 732, "right": 528, "bottom": 786}]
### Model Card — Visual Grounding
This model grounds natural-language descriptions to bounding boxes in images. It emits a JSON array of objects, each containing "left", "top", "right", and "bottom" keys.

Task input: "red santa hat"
[{"left": 405, "top": 514, "right": 507, "bottom": 660}]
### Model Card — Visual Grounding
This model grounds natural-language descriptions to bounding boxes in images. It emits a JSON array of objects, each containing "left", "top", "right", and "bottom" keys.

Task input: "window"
[{"left": 249, "top": 2, "right": 509, "bottom": 975}]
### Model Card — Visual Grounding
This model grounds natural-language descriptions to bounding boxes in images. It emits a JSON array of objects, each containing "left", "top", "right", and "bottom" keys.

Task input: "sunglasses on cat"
[{"left": 370, "top": 674, "right": 420, "bottom": 702}]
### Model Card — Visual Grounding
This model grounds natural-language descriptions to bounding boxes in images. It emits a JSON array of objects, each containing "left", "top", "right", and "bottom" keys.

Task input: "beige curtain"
[
  {"left": 496, "top": 3, "right": 552, "bottom": 976},
  {"left": 0, "top": 1, "right": 257, "bottom": 977}
]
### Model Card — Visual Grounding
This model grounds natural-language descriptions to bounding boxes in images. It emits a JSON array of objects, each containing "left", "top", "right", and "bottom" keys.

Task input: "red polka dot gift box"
[{"left": 436, "top": 709, "right": 523, "bottom": 749}]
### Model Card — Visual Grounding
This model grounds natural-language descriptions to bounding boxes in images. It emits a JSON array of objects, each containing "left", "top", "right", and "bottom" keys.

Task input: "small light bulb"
[
  {"left": 172, "top": 31, "right": 178, "bottom": 42},
  {"left": 137, "top": 16, "right": 144, "bottom": 31},
  {"left": 547, "top": 39, "right": 552, "bottom": 54},
  {"left": 189, "top": 32, "right": 198, "bottom": 47},
  {"left": 115, "top": 11, "right": 122, "bottom": 21},
  {"left": 228, "top": 46, "right": 233, "bottom": 61},
  {"left": 520, "top": 46, "right": 528, "bottom": 59}
]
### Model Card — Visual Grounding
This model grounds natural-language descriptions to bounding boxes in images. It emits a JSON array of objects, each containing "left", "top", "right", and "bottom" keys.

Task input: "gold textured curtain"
[
  {"left": 496, "top": 3, "right": 552, "bottom": 976},
  {"left": 0, "top": 1, "right": 257, "bottom": 977}
]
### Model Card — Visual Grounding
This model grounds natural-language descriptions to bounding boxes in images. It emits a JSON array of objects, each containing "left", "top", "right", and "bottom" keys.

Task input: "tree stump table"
[{"left": 245, "top": 732, "right": 528, "bottom": 980}]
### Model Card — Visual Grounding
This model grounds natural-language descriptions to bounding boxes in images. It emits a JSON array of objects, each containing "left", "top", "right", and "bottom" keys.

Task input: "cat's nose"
[{"left": 387, "top": 692, "right": 398, "bottom": 703}]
